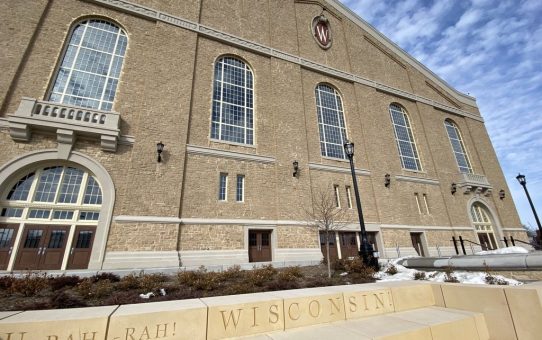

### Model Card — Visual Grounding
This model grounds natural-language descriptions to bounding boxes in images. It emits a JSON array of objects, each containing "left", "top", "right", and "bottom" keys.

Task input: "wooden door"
[
  {"left": 67, "top": 226, "right": 96, "bottom": 269},
  {"left": 39, "top": 226, "right": 69, "bottom": 270},
  {"left": 0, "top": 224, "right": 18, "bottom": 270},
  {"left": 320, "top": 231, "right": 338, "bottom": 264},
  {"left": 14, "top": 226, "right": 69, "bottom": 270},
  {"left": 339, "top": 232, "right": 358, "bottom": 259},
  {"left": 410, "top": 233, "right": 425, "bottom": 256},
  {"left": 248, "top": 230, "right": 272, "bottom": 262}
]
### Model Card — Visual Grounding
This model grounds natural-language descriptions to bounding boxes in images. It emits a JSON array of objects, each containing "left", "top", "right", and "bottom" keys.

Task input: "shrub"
[
  {"left": 485, "top": 273, "right": 509, "bottom": 285},
  {"left": 0, "top": 276, "right": 16, "bottom": 291},
  {"left": 177, "top": 267, "right": 221, "bottom": 291},
  {"left": 10, "top": 273, "right": 49, "bottom": 297},
  {"left": 413, "top": 271, "right": 427, "bottom": 280},
  {"left": 139, "top": 273, "right": 169, "bottom": 292},
  {"left": 246, "top": 265, "right": 277, "bottom": 286},
  {"left": 304, "top": 276, "right": 334, "bottom": 288},
  {"left": 75, "top": 278, "right": 94, "bottom": 298},
  {"left": 277, "top": 267, "right": 303, "bottom": 281},
  {"left": 118, "top": 273, "right": 141, "bottom": 291},
  {"left": 49, "top": 291, "right": 87, "bottom": 309},
  {"left": 385, "top": 264, "right": 398, "bottom": 275},
  {"left": 444, "top": 266, "right": 459, "bottom": 283},
  {"left": 103, "top": 291, "right": 143, "bottom": 305},
  {"left": 219, "top": 265, "right": 243, "bottom": 281},
  {"left": 49, "top": 275, "right": 81, "bottom": 291},
  {"left": 91, "top": 272, "right": 120, "bottom": 283},
  {"left": 94, "top": 279, "right": 114, "bottom": 298}
]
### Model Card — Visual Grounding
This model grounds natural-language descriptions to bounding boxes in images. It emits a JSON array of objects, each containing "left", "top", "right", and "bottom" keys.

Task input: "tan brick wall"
[
  {"left": 180, "top": 225, "right": 244, "bottom": 251},
  {"left": 277, "top": 226, "right": 319, "bottom": 249},
  {"left": 106, "top": 222, "right": 178, "bottom": 251},
  {"left": 0, "top": 0, "right": 526, "bottom": 266}
]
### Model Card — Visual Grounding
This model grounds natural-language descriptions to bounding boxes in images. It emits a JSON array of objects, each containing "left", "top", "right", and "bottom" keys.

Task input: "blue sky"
[{"left": 340, "top": 0, "right": 542, "bottom": 231}]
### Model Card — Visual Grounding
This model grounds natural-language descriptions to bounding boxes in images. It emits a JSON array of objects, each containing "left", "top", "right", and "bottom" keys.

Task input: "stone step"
[{"left": 236, "top": 306, "right": 489, "bottom": 340}]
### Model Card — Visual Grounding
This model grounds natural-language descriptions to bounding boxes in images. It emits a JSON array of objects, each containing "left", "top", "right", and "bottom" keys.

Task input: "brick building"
[{"left": 0, "top": 0, "right": 528, "bottom": 271}]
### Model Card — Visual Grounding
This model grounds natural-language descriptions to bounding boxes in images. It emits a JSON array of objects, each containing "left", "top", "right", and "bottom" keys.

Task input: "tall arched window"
[
  {"left": 49, "top": 19, "right": 127, "bottom": 111},
  {"left": 471, "top": 203, "right": 498, "bottom": 250},
  {"left": 445, "top": 120, "right": 473, "bottom": 174},
  {"left": 211, "top": 56, "right": 254, "bottom": 145},
  {"left": 389, "top": 104, "right": 421, "bottom": 171},
  {"left": 315, "top": 84, "right": 347, "bottom": 159}
]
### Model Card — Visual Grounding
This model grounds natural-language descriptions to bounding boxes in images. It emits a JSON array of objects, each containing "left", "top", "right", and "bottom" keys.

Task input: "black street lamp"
[
  {"left": 516, "top": 173, "right": 542, "bottom": 246},
  {"left": 344, "top": 140, "right": 379, "bottom": 271}
]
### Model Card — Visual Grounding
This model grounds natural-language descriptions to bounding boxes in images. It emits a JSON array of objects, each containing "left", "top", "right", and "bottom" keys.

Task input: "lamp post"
[
  {"left": 516, "top": 173, "right": 542, "bottom": 247},
  {"left": 344, "top": 140, "right": 379, "bottom": 270}
]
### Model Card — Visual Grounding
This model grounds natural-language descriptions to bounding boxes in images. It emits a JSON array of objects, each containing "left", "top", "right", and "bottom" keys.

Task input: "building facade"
[{"left": 0, "top": 0, "right": 528, "bottom": 271}]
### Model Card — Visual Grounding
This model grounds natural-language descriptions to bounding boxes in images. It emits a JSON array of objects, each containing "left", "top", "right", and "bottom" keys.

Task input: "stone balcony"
[
  {"left": 7, "top": 97, "right": 120, "bottom": 152},
  {"left": 458, "top": 172, "right": 492, "bottom": 195}
]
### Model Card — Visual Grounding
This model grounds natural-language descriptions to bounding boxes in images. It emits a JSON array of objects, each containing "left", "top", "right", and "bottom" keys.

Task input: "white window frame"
[
  {"left": 236, "top": 174, "right": 245, "bottom": 202},
  {"left": 218, "top": 173, "right": 228, "bottom": 201},
  {"left": 333, "top": 185, "right": 341, "bottom": 208},
  {"left": 389, "top": 104, "right": 422, "bottom": 171},
  {"left": 444, "top": 120, "right": 473, "bottom": 174},
  {"left": 315, "top": 84, "right": 348, "bottom": 159},
  {"left": 345, "top": 186, "right": 353, "bottom": 209}
]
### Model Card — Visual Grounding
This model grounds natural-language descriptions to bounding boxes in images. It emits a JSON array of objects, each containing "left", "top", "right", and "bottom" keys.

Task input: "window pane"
[
  {"left": 389, "top": 105, "right": 421, "bottom": 171},
  {"left": 219, "top": 173, "right": 227, "bottom": 201},
  {"left": 49, "top": 19, "right": 126, "bottom": 111},
  {"left": 29, "top": 209, "right": 51, "bottom": 219},
  {"left": 58, "top": 167, "right": 84, "bottom": 203},
  {"left": 0, "top": 229, "right": 14, "bottom": 248},
  {"left": 34, "top": 167, "right": 62, "bottom": 202},
  {"left": 48, "top": 230, "right": 66, "bottom": 248},
  {"left": 316, "top": 84, "right": 347, "bottom": 159},
  {"left": 210, "top": 57, "right": 254, "bottom": 145},
  {"left": 445, "top": 120, "right": 472, "bottom": 173},
  {"left": 0, "top": 208, "right": 24, "bottom": 218},
  {"left": 7, "top": 172, "right": 35, "bottom": 201},
  {"left": 84, "top": 176, "right": 102, "bottom": 204},
  {"left": 75, "top": 231, "right": 93, "bottom": 248},
  {"left": 24, "top": 230, "right": 43, "bottom": 248},
  {"left": 236, "top": 175, "right": 244, "bottom": 202},
  {"left": 79, "top": 211, "right": 100, "bottom": 220}
]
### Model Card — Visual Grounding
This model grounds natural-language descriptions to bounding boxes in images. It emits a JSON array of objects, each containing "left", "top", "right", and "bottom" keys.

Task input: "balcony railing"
[
  {"left": 7, "top": 97, "right": 120, "bottom": 152},
  {"left": 458, "top": 172, "right": 492, "bottom": 195}
]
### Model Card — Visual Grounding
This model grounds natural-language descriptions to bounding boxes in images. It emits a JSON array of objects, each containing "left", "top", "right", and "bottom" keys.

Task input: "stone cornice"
[
  {"left": 395, "top": 175, "right": 440, "bottom": 186},
  {"left": 186, "top": 145, "right": 276, "bottom": 164},
  {"left": 81, "top": 0, "right": 483, "bottom": 122},
  {"left": 308, "top": 162, "right": 370, "bottom": 176}
]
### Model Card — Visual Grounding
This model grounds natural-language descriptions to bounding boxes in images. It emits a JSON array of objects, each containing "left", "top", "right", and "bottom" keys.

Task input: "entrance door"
[
  {"left": 248, "top": 230, "right": 272, "bottom": 262},
  {"left": 477, "top": 233, "right": 497, "bottom": 251},
  {"left": 14, "top": 225, "right": 69, "bottom": 270},
  {"left": 320, "top": 231, "right": 338, "bottom": 263},
  {"left": 67, "top": 226, "right": 96, "bottom": 269},
  {"left": 339, "top": 232, "right": 358, "bottom": 259},
  {"left": 410, "top": 233, "right": 425, "bottom": 256},
  {"left": 0, "top": 224, "right": 19, "bottom": 270}
]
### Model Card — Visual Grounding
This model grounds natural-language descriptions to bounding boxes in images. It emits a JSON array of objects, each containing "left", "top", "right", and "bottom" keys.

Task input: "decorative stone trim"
[
  {"left": 457, "top": 172, "right": 492, "bottom": 195},
  {"left": 186, "top": 145, "right": 275, "bottom": 164},
  {"left": 308, "top": 162, "right": 370, "bottom": 176},
  {"left": 7, "top": 97, "right": 121, "bottom": 152},
  {"left": 101, "top": 251, "right": 180, "bottom": 269},
  {"left": 380, "top": 224, "right": 475, "bottom": 231},
  {"left": 395, "top": 175, "right": 440, "bottom": 186},
  {"left": 80, "top": 0, "right": 483, "bottom": 122},
  {"left": 0, "top": 118, "right": 9, "bottom": 130}
]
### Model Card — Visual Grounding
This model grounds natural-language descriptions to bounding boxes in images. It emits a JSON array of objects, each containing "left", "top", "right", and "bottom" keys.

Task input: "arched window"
[
  {"left": 210, "top": 56, "right": 254, "bottom": 145},
  {"left": 1, "top": 166, "right": 102, "bottom": 220},
  {"left": 471, "top": 203, "right": 498, "bottom": 250},
  {"left": 445, "top": 120, "right": 473, "bottom": 174},
  {"left": 389, "top": 104, "right": 421, "bottom": 171},
  {"left": 315, "top": 84, "right": 347, "bottom": 159},
  {"left": 49, "top": 19, "right": 127, "bottom": 111}
]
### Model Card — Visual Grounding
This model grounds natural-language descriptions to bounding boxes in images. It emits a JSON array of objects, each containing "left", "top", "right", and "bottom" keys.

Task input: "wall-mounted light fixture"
[
  {"left": 499, "top": 189, "right": 505, "bottom": 200},
  {"left": 156, "top": 141, "right": 165, "bottom": 163},
  {"left": 384, "top": 174, "right": 391, "bottom": 188},
  {"left": 292, "top": 160, "right": 299, "bottom": 177},
  {"left": 451, "top": 182, "right": 457, "bottom": 195}
]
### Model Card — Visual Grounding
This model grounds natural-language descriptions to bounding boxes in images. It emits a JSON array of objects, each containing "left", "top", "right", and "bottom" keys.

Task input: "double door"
[
  {"left": 0, "top": 224, "right": 19, "bottom": 270},
  {"left": 249, "top": 230, "right": 272, "bottom": 262},
  {"left": 13, "top": 225, "right": 96, "bottom": 270},
  {"left": 339, "top": 232, "right": 358, "bottom": 258},
  {"left": 478, "top": 233, "right": 497, "bottom": 251}
]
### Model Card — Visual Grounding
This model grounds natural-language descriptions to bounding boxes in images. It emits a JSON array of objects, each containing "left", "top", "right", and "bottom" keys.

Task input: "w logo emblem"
[{"left": 312, "top": 15, "right": 332, "bottom": 49}]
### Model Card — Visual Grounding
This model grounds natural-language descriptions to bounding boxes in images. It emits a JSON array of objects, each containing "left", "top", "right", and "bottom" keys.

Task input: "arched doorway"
[
  {"left": 0, "top": 164, "right": 103, "bottom": 270},
  {"left": 470, "top": 203, "right": 498, "bottom": 250}
]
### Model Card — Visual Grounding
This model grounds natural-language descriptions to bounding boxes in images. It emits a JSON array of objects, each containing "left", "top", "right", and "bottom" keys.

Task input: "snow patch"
[{"left": 475, "top": 246, "right": 529, "bottom": 255}]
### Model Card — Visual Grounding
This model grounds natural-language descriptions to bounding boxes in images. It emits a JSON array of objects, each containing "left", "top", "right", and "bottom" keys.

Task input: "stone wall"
[
  {"left": 180, "top": 225, "right": 244, "bottom": 251},
  {"left": 106, "top": 222, "right": 178, "bottom": 252}
]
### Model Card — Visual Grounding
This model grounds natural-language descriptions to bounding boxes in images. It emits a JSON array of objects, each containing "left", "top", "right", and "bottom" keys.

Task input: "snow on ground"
[
  {"left": 375, "top": 258, "right": 523, "bottom": 286},
  {"left": 475, "top": 246, "right": 529, "bottom": 255}
]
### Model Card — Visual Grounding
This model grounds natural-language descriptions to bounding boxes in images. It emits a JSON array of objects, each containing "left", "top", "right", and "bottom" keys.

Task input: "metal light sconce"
[
  {"left": 499, "top": 189, "right": 505, "bottom": 200},
  {"left": 156, "top": 141, "right": 165, "bottom": 163},
  {"left": 292, "top": 160, "right": 299, "bottom": 177},
  {"left": 384, "top": 174, "right": 391, "bottom": 188},
  {"left": 451, "top": 182, "right": 457, "bottom": 195}
]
